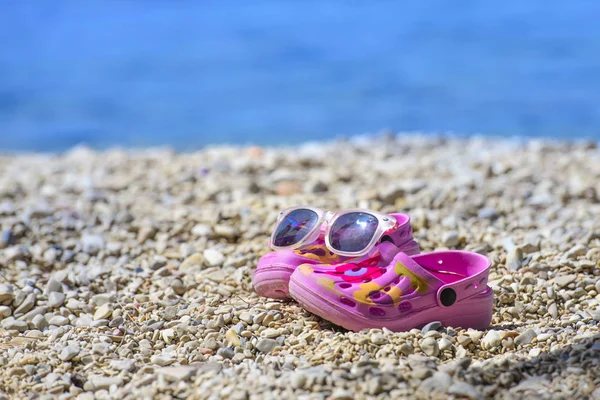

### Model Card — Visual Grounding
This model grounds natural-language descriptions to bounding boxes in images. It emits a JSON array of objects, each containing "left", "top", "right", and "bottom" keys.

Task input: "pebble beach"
[{"left": 0, "top": 135, "right": 599, "bottom": 399}]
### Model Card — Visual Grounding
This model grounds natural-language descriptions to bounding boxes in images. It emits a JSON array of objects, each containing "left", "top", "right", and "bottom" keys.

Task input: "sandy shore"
[{"left": 0, "top": 135, "right": 599, "bottom": 399}]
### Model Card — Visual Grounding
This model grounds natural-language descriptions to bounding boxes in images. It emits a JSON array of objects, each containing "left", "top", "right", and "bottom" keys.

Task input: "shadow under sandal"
[{"left": 289, "top": 250, "right": 493, "bottom": 332}]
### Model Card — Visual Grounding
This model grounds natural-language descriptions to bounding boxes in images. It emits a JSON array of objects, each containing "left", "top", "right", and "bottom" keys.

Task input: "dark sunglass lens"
[
  {"left": 273, "top": 209, "right": 319, "bottom": 247},
  {"left": 330, "top": 212, "right": 379, "bottom": 253}
]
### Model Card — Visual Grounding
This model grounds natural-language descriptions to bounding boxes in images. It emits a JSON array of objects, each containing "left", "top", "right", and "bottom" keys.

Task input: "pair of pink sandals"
[{"left": 253, "top": 207, "right": 493, "bottom": 332}]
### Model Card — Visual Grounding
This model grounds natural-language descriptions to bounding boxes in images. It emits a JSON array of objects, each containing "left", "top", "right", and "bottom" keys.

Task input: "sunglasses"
[{"left": 269, "top": 206, "right": 399, "bottom": 257}]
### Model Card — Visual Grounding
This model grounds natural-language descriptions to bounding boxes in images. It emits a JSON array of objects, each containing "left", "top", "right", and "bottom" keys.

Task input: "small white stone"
[
  {"left": 481, "top": 330, "right": 501, "bottom": 349},
  {"left": 151, "top": 354, "right": 175, "bottom": 366},
  {"left": 0, "top": 306, "right": 11, "bottom": 319},
  {"left": 0, "top": 284, "right": 14, "bottom": 304},
  {"left": 370, "top": 333, "right": 387, "bottom": 345},
  {"left": 420, "top": 337, "right": 439, "bottom": 357},
  {"left": 48, "top": 315, "right": 70, "bottom": 326},
  {"left": 81, "top": 234, "right": 105, "bottom": 255},
  {"left": 94, "top": 303, "right": 113, "bottom": 320},
  {"left": 261, "top": 328, "right": 280, "bottom": 338},
  {"left": 158, "top": 366, "right": 197, "bottom": 381},
  {"left": 1, "top": 318, "right": 28, "bottom": 332},
  {"left": 92, "top": 342, "right": 110, "bottom": 355},
  {"left": 203, "top": 249, "right": 225, "bottom": 267},
  {"left": 191, "top": 224, "right": 213, "bottom": 237},
  {"left": 554, "top": 274, "right": 576, "bottom": 288},
  {"left": 60, "top": 345, "right": 80, "bottom": 361},
  {"left": 48, "top": 292, "right": 66, "bottom": 308},
  {"left": 256, "top": 338, "right": 278, "bottom": 353},
  {"left": 31, "top": 314, "right": 48, "bottom": 330},
  {"left": 162, "top": 328, "right": 176, "bottom": 344},
  {"left": 442, "top": 231, "right": 460, "bottom": 247},
  {"left": 83, "top": 376, "right": 123, "bottom": 391},
  {"left": 110, "top": 359, "right": 135, "bottom": 372},
  {"left": 565, "top": 244, "right": 587, "bottom": 259}
]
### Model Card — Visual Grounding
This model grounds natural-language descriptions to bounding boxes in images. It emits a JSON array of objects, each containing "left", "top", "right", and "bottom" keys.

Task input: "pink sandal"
[
  {"left": 253, "top": 207, "right": 420, "bottom": 299},
  {"left": 288, "top": 250, "right": 493, "bottom": 331}
]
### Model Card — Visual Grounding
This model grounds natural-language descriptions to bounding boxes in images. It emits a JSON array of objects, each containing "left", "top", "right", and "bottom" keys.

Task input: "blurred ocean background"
[{"left": 1, "top": 1, "right": 600, "bottom": 151}]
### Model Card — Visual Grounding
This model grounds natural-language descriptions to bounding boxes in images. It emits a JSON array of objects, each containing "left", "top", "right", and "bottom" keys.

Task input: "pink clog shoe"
[
  {"left": 289, "top": 250, "right": 493, "bottom": 331},
  {"left": 254, "top": 213, "right": 419, "bottom": 299}
]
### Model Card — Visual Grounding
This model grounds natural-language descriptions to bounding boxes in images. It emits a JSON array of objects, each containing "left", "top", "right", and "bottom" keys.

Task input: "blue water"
[{"left": 1, "top": 1, "right": 600, "bottom": 151}]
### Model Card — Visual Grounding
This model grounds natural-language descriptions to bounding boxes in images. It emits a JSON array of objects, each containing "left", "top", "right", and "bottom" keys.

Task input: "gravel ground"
[{"left": 0, "top": 135, "right": 599, "bottom": 399}]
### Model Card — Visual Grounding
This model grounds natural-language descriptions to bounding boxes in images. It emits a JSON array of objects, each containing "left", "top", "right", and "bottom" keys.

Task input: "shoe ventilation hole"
[
  {"left": 438, "top": 260, "right": 443, "bottom": 265},
  {"left": 381, "top": 235, "right": 394, "bottom": 244},
  {"left": 369, "top": 307, "right": 385, "bottom": 317},
  {"left": 339, "top": 297, "right": 356, "bottom": 307},
  {"left": 398, "top": 302, "right": 412, "bottom": 312},
  {"left": 363, "top": 277, "right": 372, "bottom": 283},
  {"left": 339, "top": 283, "right": 352, "bottom": 289},
  {"left": 383, "top": 286, "right": 391, "bottom": 292},
  {"left": 393, "top": 277, "right": 401, "bottom": 285},
  {"left": 370, "top": 291, "right": 382, "bottom": 299},
  {"left": 352, "top": 266, "right": 362, "bottom": 272}
]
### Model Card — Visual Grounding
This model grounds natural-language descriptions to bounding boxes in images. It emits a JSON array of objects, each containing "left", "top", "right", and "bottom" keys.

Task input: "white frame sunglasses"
[{"left": 269, "top": 206, "right": 398, "bottom": 257}]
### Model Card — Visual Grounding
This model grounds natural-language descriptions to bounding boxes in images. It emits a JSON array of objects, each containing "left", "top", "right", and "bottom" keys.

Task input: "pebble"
[
  {"left": 565, "top": 244, "right": 587, "bottom": 259},
  {"left": 158, "top": 366, "right": 197, "bottom": 381},
  {"left": 554, "top": 275, "right": 577, "bottom": 288},
  {"left": 0, "top": 306, "right": 11, "bottom": 319},
  {"left": 59, "top": 346, "right": 80, "bottom": 361},
  {"left": 261, "top": 328, "right": 280, "bottom": 338},
  {"left": 481, "top": 330, "right": 501, "bottom": 350},
  {"left": 150, "top": 355, "right": 174, "bottom": 366},
  {"left": 421, "top": 321, "right": 442, "bottom": 334},
  {"left": 370, "top": 333, "right": 387, "bottom": 345},
  {"left": 48, "top": 316, "right": 70, "bottom": 326},
  {"left": 226, "top": 328, "right": 241, "bottom": 347},
  {"left": 418, "top": 371, "right": 452, "bottom": 394},
  {"left": 0, "top": 284, "right": 14, "bottom": 304},
  {"left": 478, "top": 208, "right": 499, "bottom": 220},
  {"left": 44, "top": 279, "right": 63, "bottom": 295},
  {"left": 31, "top": 314, "right": 48, "bottom": 330},
  {"left": 110, "top": 359, "right": 135, "bottom": 372},
  {"left": 442, "top": 231, "right": 460, "bottom": 247},
  {"left": 203, "top": 249, "right": 225, "bottom": 267},
  {"left": 256, "top": 338, "right": 278, "bottom": 353},
  {"left": 217, "top": 347, "right": 235, "bottom": 359},
  {"left": 1, "top": 318, "right": 28, "bottom": 332},
  {"left": 14, "top": 293, "right": 36, "bottom": 315},
  {"left": 448, "top": 382, "right": 481, "bottom": 399},
  {"left": 94, "top": 303, "right": 113, "bottom": 320},
  {"left": 48, "top": 292, "right": 66, "bottom": 308},
  {"left": 180, "top": 253, "right": 204, "bottom": 270},
  {"left": 191, "top": 224, "right": 213, "bottom": 237},
  {"left": 290, "top": 372, "right": 307, "bottom": 389},
  {"left": 420, "top": 337, "right": 440, "bottom": 357},
  {"left": 92, "top": 293, "right": 113, "bottom": 306},
  {"left": 515, "top": 329, "right": 537, "bottom": 346},
  {"left": 92, "top": 343, "right": 110, "bottom": 355},
  {"left": 330, "top": 389, "right": 354, "bottom": 400},
  {"left": 81, "top": 234, "right": 105, "bottom": 255},
  {"left": 0, "top": 229, "right": 14, "bottom": 248},
  {"left": 506, "top": 247, "right": 523, "bottom": 271},
  {"left": 83, "top": 377, "right": 123, "bottom": 391},
  {"left": 438, "top": 338, "right": 453, "bottom": 352}
]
